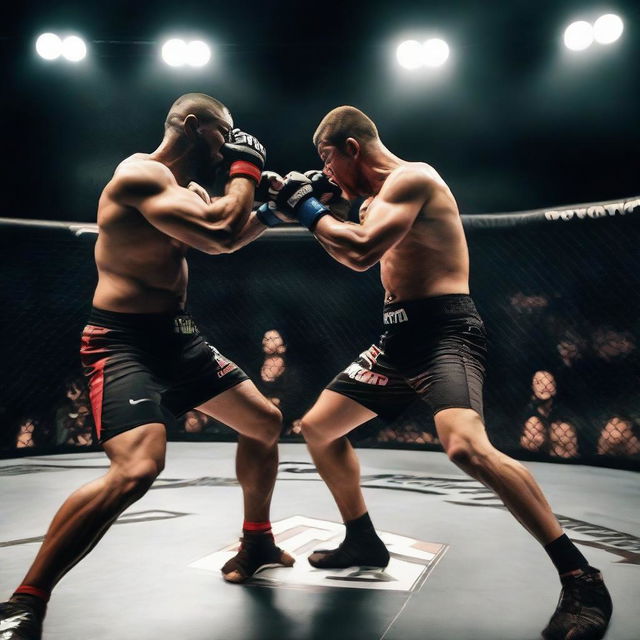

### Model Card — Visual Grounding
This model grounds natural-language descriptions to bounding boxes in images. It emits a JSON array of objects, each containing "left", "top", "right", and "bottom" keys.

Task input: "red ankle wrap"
[
  {"left": 14, "top": 585, "right": 51, "bottom": 603},
  {"left": 243, "top": 520, "right": 272, "bottom": 533}
]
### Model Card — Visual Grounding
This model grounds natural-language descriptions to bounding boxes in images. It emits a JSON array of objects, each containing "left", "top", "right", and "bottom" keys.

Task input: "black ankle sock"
[
  {"left": 242, "top": 531, "right": 275, "bottom": 546},
  {"left": 544, "top": 534, "right": 589, "bottom": 575},
  {"left": 345, "top": 512, "right": 377, "bottom": 539},
  {"left": 10, "top": 594, "right": 47, "bottom": 618}
]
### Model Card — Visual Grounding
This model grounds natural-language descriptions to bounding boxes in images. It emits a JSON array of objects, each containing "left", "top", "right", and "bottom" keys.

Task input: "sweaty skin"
[
  {"left": 93, "top": 152, "right": 266, "bottom": 314},
  {"left": 314, "top": 145, "right": 469, "bottom": 302},
  {"left": 93, "top": 154, "right": 191, "bottom": 313},
  {"left": 299, "top": 126, "right": 611, "bottom": 640}
]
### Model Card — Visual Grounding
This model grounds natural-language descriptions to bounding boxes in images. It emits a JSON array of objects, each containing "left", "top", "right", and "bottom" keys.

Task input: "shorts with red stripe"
[{"left": 80, "top": 307, "right": 248, "bottom": 443}]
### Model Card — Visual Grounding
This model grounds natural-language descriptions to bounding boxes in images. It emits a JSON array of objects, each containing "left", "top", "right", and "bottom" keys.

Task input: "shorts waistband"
[
  {"left": 87, "top": 307, "right": 199, "bottom": 335},
  {"left": 383, "top": 294, "right": 478, "bottom": 325}
]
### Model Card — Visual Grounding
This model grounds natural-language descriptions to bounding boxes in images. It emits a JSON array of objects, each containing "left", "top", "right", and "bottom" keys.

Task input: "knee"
[
  {"left": 114, "top": 458, "right": 164, "bottom": 500},
  {"left": 446, "top": 440, "right": 475, "bottom": 467},
  {"left": 445, "top": 434, "right": 494, "bottom": 470},
  {"left": 254, "top": 404, "right": 283, "bottom": 447},
  {"left": 299, "top": 419, "right": 330, "bottom": 446},
  {"left": 437, "top": 412, "right": 493, "bottom": 468}
]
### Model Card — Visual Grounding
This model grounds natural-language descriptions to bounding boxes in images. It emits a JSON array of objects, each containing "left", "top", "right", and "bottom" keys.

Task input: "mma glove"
[
  {"left": 304, "top": 170, "right": 350, "bottom": 221},
  {"left": 254, "top": 171, "right": 284, "bottom": 206},
  {"left": 255, "top": 171, "right": 286, "bottom": 227},
  {"left": 222, "top": 128, "right": 266, "bottom": 184},
  {"left": 304, "top": 170, "right": 342, "bottom": 205},
  {"left": 273, "top": 171, "right": 330, "bottom": 230}
]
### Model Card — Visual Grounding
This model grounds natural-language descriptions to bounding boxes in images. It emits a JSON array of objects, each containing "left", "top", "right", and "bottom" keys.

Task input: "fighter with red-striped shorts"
[
  {"left": 0, "top": 93, "right": 292, "bottom": 640},
  {"left": 80, "top": 307, "right": 247, "bottom": 443}
]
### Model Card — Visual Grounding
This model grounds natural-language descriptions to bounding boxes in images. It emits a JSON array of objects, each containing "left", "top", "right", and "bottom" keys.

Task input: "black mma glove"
[
  {"left": 303, "top": 170, "right": 350, "bottom": 221},
  {"left": 221, "top": 128, "right": 266, "bottom": 184},
  {"left": 303, "top": 170, "right": 342, "bottom": 204}
]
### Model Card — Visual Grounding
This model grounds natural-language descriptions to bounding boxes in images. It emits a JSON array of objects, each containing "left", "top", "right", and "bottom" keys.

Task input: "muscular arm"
[
  {"left": 311, "top": 169, "right": 431, "bottom": 271},
  {"left": 226, "top": 211, "right": 270, "bottom": 251},
  {"left": 109, "top": 160, "right": 255, "bottom": 254}
]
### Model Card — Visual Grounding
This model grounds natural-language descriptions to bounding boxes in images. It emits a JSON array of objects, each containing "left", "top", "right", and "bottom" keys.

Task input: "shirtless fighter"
[
  {"left": 263, "top": 106, "right": 612, "bottom": 640},
  {"left": 0, "top": 93, "right": 292, "bottom": 640}
]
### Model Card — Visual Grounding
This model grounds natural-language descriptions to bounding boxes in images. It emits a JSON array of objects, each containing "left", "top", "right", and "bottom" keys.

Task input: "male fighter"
[
  {"left": 0, "top": 93, "right": 292, "bottom": 640},
  {"left": 263, "top": 106, "right": 612, "bottom": 640}
]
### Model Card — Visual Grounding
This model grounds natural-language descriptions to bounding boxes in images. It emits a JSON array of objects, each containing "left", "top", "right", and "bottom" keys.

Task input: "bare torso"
[
  {"left": 363, "top": 162, "right": 469, "bottom": 303},
  {"left": 92, "top": 154, "right": 189, "bottom": 313}
]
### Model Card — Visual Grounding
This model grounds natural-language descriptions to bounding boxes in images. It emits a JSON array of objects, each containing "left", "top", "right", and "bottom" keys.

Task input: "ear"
[
  {"left": 183, "top": 114, "right": 200, "bottom": 141},
  {"left": 345, "top": 137, "right": 360, "bottom": 158}
]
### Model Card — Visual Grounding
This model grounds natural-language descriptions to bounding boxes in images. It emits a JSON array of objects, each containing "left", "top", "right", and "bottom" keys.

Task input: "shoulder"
[
  {"left": 379, "top": 163, "right": 439, "bottom": 203},
  {"left": 113, "top": 156, "right": 175, "bottom": 186},
  {"left": 107, "top": 157, "right": 176, "bottom": 203}
]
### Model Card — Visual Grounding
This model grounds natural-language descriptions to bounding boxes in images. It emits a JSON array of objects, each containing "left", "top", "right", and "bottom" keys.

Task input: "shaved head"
[
  {"left": 313, "top": 106, "right": 379, "bottom": 150},
  {"left": 165, "top": 93, "right": 232, "bottom": 131}
]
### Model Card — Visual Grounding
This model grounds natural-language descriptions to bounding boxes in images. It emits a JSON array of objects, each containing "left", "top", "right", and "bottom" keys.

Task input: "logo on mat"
[{"left": 189, "top": 515, "right": 448, "bottom": 592}]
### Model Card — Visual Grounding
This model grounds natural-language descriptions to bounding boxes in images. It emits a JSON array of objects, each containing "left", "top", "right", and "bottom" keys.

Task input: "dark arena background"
[
  {"left": 1, "top": 2, "right": 639, "bottom": 640},
  {"left": 1, "top": 199, "right": 640, "bottom": 469}
]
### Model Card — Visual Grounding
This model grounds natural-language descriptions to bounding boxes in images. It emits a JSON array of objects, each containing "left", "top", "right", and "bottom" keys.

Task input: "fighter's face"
[
  {"left": 317, "top": 141, "right": 359, "bottom": 199},
  {"left": 197, "top": 111, "right": 233, "bottom": 165}
]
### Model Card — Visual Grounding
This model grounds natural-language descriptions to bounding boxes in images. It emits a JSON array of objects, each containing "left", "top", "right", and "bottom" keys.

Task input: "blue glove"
[
  {"left": 255, "top": 202, "right": 282, "bottom": 227},
  {"left": 275, "top": 171, "right": 329, "bottom": 230}
]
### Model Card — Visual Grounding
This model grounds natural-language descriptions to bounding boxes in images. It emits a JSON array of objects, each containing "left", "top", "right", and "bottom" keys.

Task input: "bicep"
[
  {"left": 359, "top": 170, "right": 432, "bottom": 254},
  {"left": 139, "top": 185, "right": 226, "bottom": 251},
  {"left": 109, "top": 162, "right": 231, "bottom": 252},
  {"left": 360, "top": 198, "right": 421, "bottom": 253},
  {"left": 140, "top": 184, "right": 208, "bottom": 227}
]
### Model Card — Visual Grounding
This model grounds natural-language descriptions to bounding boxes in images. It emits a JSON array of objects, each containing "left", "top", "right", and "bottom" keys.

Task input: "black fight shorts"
[
  {"left": 327, "top": 294, "right": 487, "bottom": 421},
  {"left": 80, "top": 307, "right": 249, "bottom": 443}
]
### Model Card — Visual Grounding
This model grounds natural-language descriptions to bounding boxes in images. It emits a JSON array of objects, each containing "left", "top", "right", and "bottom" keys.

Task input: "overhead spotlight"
[
  {"left": 593, "top": 14, "right": 624, "bottom": 45},
  {"left": 423, "top": 38, "right": 449, "bottom": 67},
  {"left": 396, "top": 40, "right": 424, "bottom": 70},
  {"left": 35, "top": 33, "right": 63, "bottom": 60},
  {"left": 61, "top": 36, "right": 87, "bottom": 62},
  {"left": 564, "top": 21, "right": 594, "bottom": 51},
  {"left": 162, "top": 39, "right": 212, "bottom": 67},
  {"left": 162, "top": 39, "right": 187, "bottom": 66},
  {"left": 185, "top": 40, "right": 211, "bottom": 67}
]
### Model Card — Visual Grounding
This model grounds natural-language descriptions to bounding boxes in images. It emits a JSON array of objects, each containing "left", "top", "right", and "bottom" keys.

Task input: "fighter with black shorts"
[
  {"left": 80, "top": 308, "right": 249, "bottom": 443},
  {"left": 0, "top": 93, "right": 293, "bottom": 640},
  {"left": 260, "top": 106, "right": 612, "bottom": 640},
  {"left": 329, "top": 295, "right": 486, "bottom": 423}
]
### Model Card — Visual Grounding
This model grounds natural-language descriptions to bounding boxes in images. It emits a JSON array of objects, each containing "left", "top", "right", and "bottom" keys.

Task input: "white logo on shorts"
[
  {"left": 344, "top": 363, "right": 388, "bottom": 386},
  {"left": 129, "top": 398, "right": 153, "bottom": 405},
  {"left": 383, "top": 308, "right": 408, "bottom": 325}
]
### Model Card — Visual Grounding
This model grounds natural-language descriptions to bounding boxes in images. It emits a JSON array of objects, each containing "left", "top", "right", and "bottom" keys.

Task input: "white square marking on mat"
[{"left": 189, "top": 515, "right": 448, "bottom": 592}]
